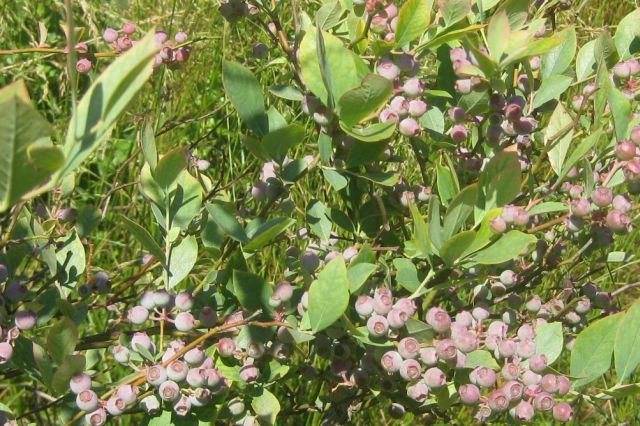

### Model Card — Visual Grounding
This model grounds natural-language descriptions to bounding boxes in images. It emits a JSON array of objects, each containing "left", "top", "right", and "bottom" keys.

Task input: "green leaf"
[
  {"left": 316, "top": 0, "right": 344, "bottom": 30},
  {"left": 55, "top": 232, "right": 86, "bottom": 287},
  {"left": 308, "top": 257, "right": 349, "bottom": 332},
  {"left": 233, "top": 270, "right": 273, "bottom": 313},
  {"left": 440, "top": 230, "right": 477, "bottom": 266},
  {"left": 0, "top": 81, "right": 59, "bottom": 211},
  {"left": 307, "top": 199, "right": 332, "bottom": 242},
  {"left": 501, "top": 36, "right": 562, "bottom": 68},
  {"left": 51, "top": 354, "right": 85, "bottom": 395},
  {"left": 222, "top": 61, "right": 268, "bottom": 137},
  {"left": 340, "top": 121, "right": 396, "bottom": 142},
  {"left": 322, "top": 168, "right": 348, "bottom": 190},
  {"left": 395, "top": 0, "right": 432, "bottom": 46},
  {"left": 541, "top": 26, "right": 576, "bottom": 78},
  {"left": 571, "top": 312, "right": 623, "bottom": 387},
  {"left": 527, "top": 202, "right": 569, "bottom": 216},
  {"left": 262, "top": 124, "right": 305, "bottom": 163},
  {"left": 576, "top": 39, "right": 597, "bottom": 81},
  {"left": 559, "top": 129, "right": 603, "bottom": 181},
  {"left": 252, "top": 388, "right": 281, "bottom": 425},
  {"left": 300, "top": 27, "right": 367, "bottom": 106},
  {"left": 436, "top": 163, "right": 457, "bottom": 206},
  {"left": 443, "top": 184, "right": 477, "bottom": 239},
  {"left": 614, "top": 9, "right": 640, "bottom": 60},
  {"left": 393, "top": 258, "right": 421, "bottom": 292},
  {"left": 168, "top": 171, "right": 203, "bottom": 231},
  {"left": 206, "top": 201, "right": 248, "bottom": 244},
  {"left": 465, "top": 350, "right": 500, "bottom": 369},
  {"left": 421, "top": 106, "right": 445, "bottom": 140},
  {"left": 338, "top": 74, "right": 393, "bottom": 127},
  {"left": 153, "top": 148, "right": 187, "bottom": 189},
  {"left": 121, "top": 216, "right": 166, "bottom": 265},
  {"left": 168, "top": 235, "right": 198, "bottom": 288},
  {"left": 46, "top": 317, "right": 78, "bottom": 365},
  {"left": 608, "top": 85, "right": 631, "bottom": 142},
  {"left": 140, "top": 119, "right": 158, "bottom": 170},
  {"left": 428, "top": 196, "right": 443, "bottom": 252},
  {"left": 59, "top": 31, "right": 157, "bottom": 181},
  {"left": 545, "top": 102, "right": 573, "bottom": 176},
  {"left": 348, "top": 262, "right": 377, "bottom": 293},
  {"left": 437, "top": 0, "right": 471, "bottom": 28},
  {"left": 614, "top": 300, "right": 640, "bottom": 383},
  {"left": 415, "top": 24, "right": 485, "bottom": 54},
  {"left": 535, "top": 322, "right": 563, "bottom": 365},
  {"left": 409, "top": 202, "right": 431, "bottom": 257},
  {"left": 244, "top": 218, "right": 295, "bottom": 252},
  {"left": 480, "top": 151, "right": 521, "bottom": 214},
  {"left": 532, "top": 75, "right": 573, "bottom": 109},
  {"left": 268, "top": 84, "right": 304, "bottom": 101},
  {"left": 469, "top": 230, "right": 536, "bottom": 265},
  {"left": 457, "top": 90, "right": 490, "bottom": 115},
  {"left": 495, "top": 0, "right": 528, "bottom": 29},
  {"left": 487, "top": 10, "right": 510, "bottom": 61}
]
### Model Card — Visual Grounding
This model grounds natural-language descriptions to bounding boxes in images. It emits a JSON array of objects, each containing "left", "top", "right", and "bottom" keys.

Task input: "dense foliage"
[{"left": 1, "top": 0, "right": 640, "bottom": 424}]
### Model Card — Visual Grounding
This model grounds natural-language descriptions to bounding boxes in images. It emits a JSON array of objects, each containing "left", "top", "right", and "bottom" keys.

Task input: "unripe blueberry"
[
  {"left": 103, "top": 28, "right": 118, "bottom": 43},
  {"left": 606, "top": 209, "right": 632, "bottom": 232},
  {"left": 426, "top": 307, "right": 451, "bottom": 333},
  {"left": 533, "top": 392, "right": 554, "bottom": 411},
  {"left": 455, "top": 311, "right": 474, "bottom": 327},
  {"left": 408, "top": 99, "right": 427, "bottom": 117},
  {"left": 272, "top": 281, "right": 293, "bottom": 303},
  {"left": 459, "top": 383, "right": 481, "bottom": 405},
  {"left": 140, "top": 395, "right": 161, "bottom": 414},
  {"left": 105, "top": 396, "right": 127, "bottom": 416},
  {"left": 450, "top": 124, "right": 468, "bottom": 143},
  {"left": 272, "top": 342, "right": 292, "bottom": 361},
  {"left": 85, "top": 408, "right": 107, "bottom": 426},
  {"left": 174, "top": 312, "right": 195, "bottom": 332},
  {"left": 112, "top": 345, "right": 130, "bottom": 364},
  {"left": 399, "top": 117, "right": 420, "bottom": 137},
  {"left": 516, "top": 324, "right": 535, "bottom": 341},
  {"left": 367, "top": 315, "right": 389, "bottom": 337},
  {"left": 513, "top": 208, "right": 530, "bottom": 226},
  {"left": 419, "top": 347, "right": 438, "bottom": 366},
  {"left": 167, "top": 360, "right": 189, "bottom": 382},
  {"left": 198, "top": 306, "right": 218, "bottom": 327},
  {"left": 76, "top": 59, "right": 92, "bottom": 74},
  {"left": 435, "top": 339, "right": 457, "bottom": 361},
  {"left": 487, "top": 320, "right": 508, "bottom": 339},
  {"left": 423, "top": 367, "right": 446, "bottom": 388},
  {"left": 472, "top": 305, "right": 491, "bottom": 321},
  {"left": 398, "top": 337, "right": 420, "bottom": 359},
  {"left": 614, "top": 61, "right": 631, "bottom": 79},
  {"left": 541, "top": 373, "right": 559, "bottom": 393},
  {"left": 127, "top": 306, "right": 149, "bottom": 325},
  {"left": 490, "top": 216, "right": 507, "bottom": 234},
  {"left": 152, "top": 290, "right": 171, "bottom": 307},
  {"left": 499, "top": 270, "right": 517, "bottom": 286},
  {"left": 592, "top": 187, "right": 613, "bottom": 207},
  {"left": 512, "top": 401, "right": 534, "bottom": 421},
  {"left": 516, "top": 339, "right": 536, "bottom": 359},
  {"left": 116, "top": 384, "right": 138, "bottom": 405},
  {"left": 503, "top": 380, "right": 524, "bottom": 402},
  {"left": 76, "top": 389, "right": 99, "bottom": 412},
  {"left": 498, "top": 339, "right": 517, "bottom": 358},
  {"left": 184, "top": 347, "right": 205, "bottom": 366},
  {"left": 174, "top": 292, "right": 193, "bottom": 311},
  {"left": 454, "top": 331, "right": 479, "bottom": 353},
  {"left": 381, "top": 350, "right": 403, "bottom": 373},
  {"left": 526, "top": 295, "right": 542, "bottom": 313},
  {"left": 455, "top": 79, "right": 472, "bottom": 94},
  {"left": 69, "top": 373, "right": 92, "bottom": 394},
  {"left": 612, "top": 195, "right": 632, "bottom": 213},
  {"left": 159, "top": 380, "right": 180, "bottom": 402},
  {"left": 379, "top": 108, "right": 400, "bottom": 123},
  {"left": 214, "top": 338, "right": 235, "bottom": 358},
  {"left": 377, "top": 57, "right": 400, "bottom": 80},
  {"left": 487, "top": 389, "right": 509, "bottom": 412},
  {"left": 522, "top": 370, "right": 542, "bottom": 385},
  {"left": 399, "top": 359, "right": 422, "bottom": 381},
  {"left": 239, "top": 364, "right": 260, "bottom": 383},
  {"left": 204, "top": 368, "right": 223, "bottom": 388},
  {"left": 570, "top": 198, "right": 591, "bottom": 217},
  {"left": 529, "top": 354, "right": 548, "bottom": 373},
  {"left": 190, "top": 388, "right": 211, "bottom": 407},
  {"left": 147, "top": 365, "right": 167, "bottom": 386},
  {"left": 471, "top": 367, "right": 497, "bottom": 388},
  {"left": 551, "top": 402, "right": 573, "bottom": 422},
  {"left": 402, "top": 78, "right": 424, "bottom": 97},
  {"left": 407, "top": 381, "right": 429, "bottom": 402},
  {"left": 373, "top": 287, "right": 393, "bottom": 315},
  {"left": 448, "top": 107, "right": 466, "bottom": 123},
  {"left": 14, "top": 310, "right": 37, "bottom": 330},
  {"left": 502, "top": 362, "right": 520, "bottom": 381},
  {"left": 173, "top": 395, "right": 191, "bottom": 416},
  {"left": 387, "top": 308, "right": 409, "bottom": 329},
  {"left": 116, "top": 36, "right": 133, "bottom": 52},
  {"left": 615, "top": 140, "right": 637, "bottom": 160},
  {"left": 131, "top": 332, "right": 154, "bottom": 353},
  {"left": 246, "top": 341, "right": 266, "bottom": 359},
  {"left": 139, "top": 291, "right": 156, "bottom": 310},
  {"left": 227, "top": 398, "right": 246, "bottom": 417}
]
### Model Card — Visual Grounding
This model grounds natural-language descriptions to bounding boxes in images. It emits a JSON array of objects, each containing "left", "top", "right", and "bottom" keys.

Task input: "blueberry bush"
[{"left": 1, "top": 0, "right": 640, "bottom": 424}]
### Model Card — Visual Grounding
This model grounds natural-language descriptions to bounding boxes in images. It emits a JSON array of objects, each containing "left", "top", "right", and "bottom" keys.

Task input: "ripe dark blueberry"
[
  {"left": 14, "top": 310, "right": 37, "bottom": 330},
  {"left": 389, "top": 403, "right": 406, "bottom": 419}
]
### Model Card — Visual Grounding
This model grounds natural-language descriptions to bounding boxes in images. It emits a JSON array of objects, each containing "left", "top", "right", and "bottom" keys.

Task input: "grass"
[{"left": 1, "top": 0, "right": 640, "bottom": 425}]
